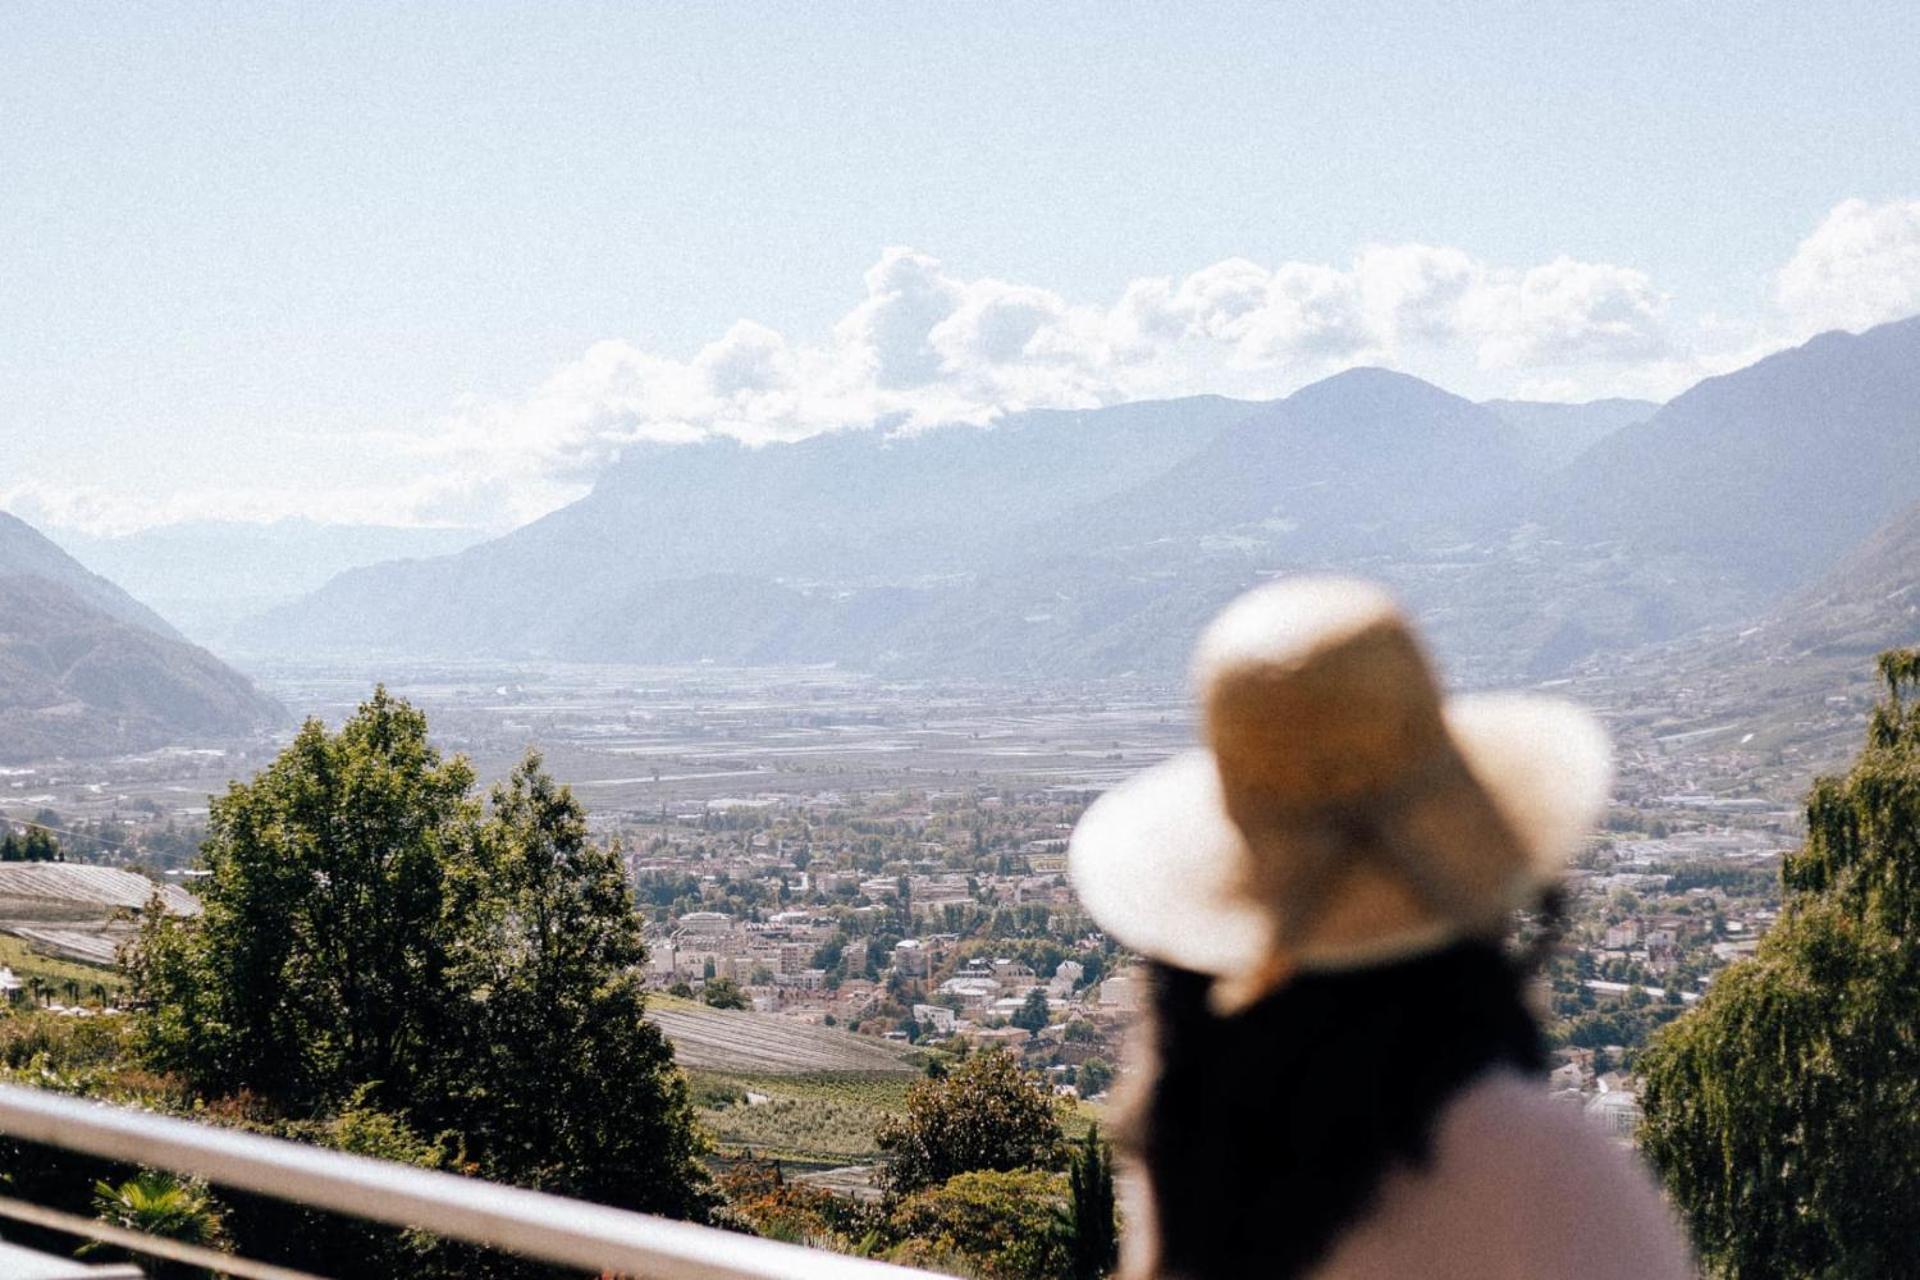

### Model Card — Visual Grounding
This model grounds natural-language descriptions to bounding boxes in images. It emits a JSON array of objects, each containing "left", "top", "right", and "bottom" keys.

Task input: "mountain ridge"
[
  {"left": 0, "top": 512, "right": 286, "bottom": 761},
  {"left": 234, "top": 318, "right": 1920, "bottom": 683}
]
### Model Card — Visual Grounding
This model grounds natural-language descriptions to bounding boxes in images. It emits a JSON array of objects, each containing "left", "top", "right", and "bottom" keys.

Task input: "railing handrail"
[{"left": 0, "top": 1084, "right": 935, "bottom": 1279}]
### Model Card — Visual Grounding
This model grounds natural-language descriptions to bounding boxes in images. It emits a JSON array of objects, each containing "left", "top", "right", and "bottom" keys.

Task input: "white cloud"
[
  {"left": 377, "top": 242, "right": 1686, "bottom": 531},
  {"left": 23, "top": 199, "right": 1920, "bottom": 537},
  {"left": 1776, "top": 198, "right": 1920, "bottom": 336},
  {"left": 1465, "top": 257, "right": 1670, "bottom": 368}
]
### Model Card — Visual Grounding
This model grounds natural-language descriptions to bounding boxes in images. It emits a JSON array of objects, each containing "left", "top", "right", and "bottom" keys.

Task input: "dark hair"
[{"left": 1121, "top": 939, "right": 1546, "bottom": 1280}]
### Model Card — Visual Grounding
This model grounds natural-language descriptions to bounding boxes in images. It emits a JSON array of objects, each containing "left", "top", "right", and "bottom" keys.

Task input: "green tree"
[
  {"left": 1640, "top": 650, "right": 1920, "bottom": 1279},
  {"left": 1075, "top": 1058, "right": 1113, "bottom": 1098},
  {"left": 886, "top": 1169, "right": 1071, "bottom": 1280},
  {"left": 126, "top": 692, "right": 712, "bottom": 1231},
  {"left": 701, "top": 977, "right": 749, "bottom": 1010},
  {"left": 129, "top": 688, "right": 478, "bottom": 1110},
  {"left": 1011, "top": 986, "right": 1050, "bottom": 1036},
  {"left": 874, "top": 1048, "right": 1065, "bottom": 1196},
  {"left": 1066, "top": 1123, "right": 1119, "bottom": 1280},
  {"left": 455, "top": 755, "right": 711, "bottom": 1217}
]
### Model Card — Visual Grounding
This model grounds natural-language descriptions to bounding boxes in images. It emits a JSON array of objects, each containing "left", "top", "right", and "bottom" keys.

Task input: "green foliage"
[
  {"left": 1074, "top": 1058, "right": 1113, "bottom": 1098},
  {"left": 84, "top": 1170, "right": 228, "bottom": 1278},
  {"left": 886, "top": 1169, "right": 1072, "bottom": 1280},
  {"left": 0, "top": 826, "right": 62, "bottom": 861},
  {"left": 692, "top": 1071, "right": 916, "bottom": 1163},
  {"left": 124, "top": 690, "right": 711, "bottom": 1236},
  {"left": 130, "top": 688, "right": 479, "bottom": 1108},
  {"left": 458, "top": 755, "right": 709, "bottom": 1215},
  {"left": 1066, "top": 1124, "right": 1118, "bottom": 1280},
  {"left": 1640, "top": 649, "right": 1920, "bottom": 1279},
  {"left": 209, "top": 1092, "right": 468, "bottom": 1278},
  {"left": 1010, "top": 987, "right": 1049, "bottom": 1035},
  {"left": 717, "top": 1154, "right": 878, "bottom": 1253},
  {"left": 874, "top": 1048, "right": 1066, "bottom": 1196},
  {"left": 702, "top": 977, "right": 750, "bottom": 1010},
  {"left": 0, "top": 1011, "right": 136, "bottom": 1080}
]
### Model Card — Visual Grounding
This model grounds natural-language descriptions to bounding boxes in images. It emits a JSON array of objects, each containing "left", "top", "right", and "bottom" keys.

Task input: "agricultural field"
[
  {"left": 0, "top": 864, "right": 199, "bottom": 916},
  {"left": 646, "top": 999, "right": 917, "bottom": 1075},
  {"left": 0, "top": 862, "right": 199, "bottom": 969},
  {"left": 689, "top": 1065, "right": 1109, "bottom": 1167},
  {"left": 690, "top": 1070, "right": 919, "bottom": 1164},
  {"left": 0, "top": 933, "right": 119, "bottom": 998}
]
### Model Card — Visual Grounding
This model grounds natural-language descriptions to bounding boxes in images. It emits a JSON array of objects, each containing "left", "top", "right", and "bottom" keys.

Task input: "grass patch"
[
  {"left": 690, "top": 1067, "right": 1110, "bottom": 1164},
  {"left": 0, "top": 933, "right": 120, "bottom": 997},
  {"left": 690, "top": 1070, "right": 918, "bottom": 1163}
]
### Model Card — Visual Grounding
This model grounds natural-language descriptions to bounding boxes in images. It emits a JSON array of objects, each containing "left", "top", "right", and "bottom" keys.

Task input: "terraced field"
[
  {"left": 647, "top": 1000, "right": 915, "bottom": 1074},
  {"left": 0, "top": 863, "right": 200, "bottom": 967},
  {"left": 0, "top": 864, "right": 199, "bottom": 915},
  {"left": 691, "top": 1071, "right": 918, "bottom": 1164},
  {"left": 0, "top": 933, "right": 118, "bottom": 992}
]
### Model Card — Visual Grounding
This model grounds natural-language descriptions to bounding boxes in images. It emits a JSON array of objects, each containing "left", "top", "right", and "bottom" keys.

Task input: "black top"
[{"left": 1123, "top": 940, "right": 1546, "bottom": 1280}]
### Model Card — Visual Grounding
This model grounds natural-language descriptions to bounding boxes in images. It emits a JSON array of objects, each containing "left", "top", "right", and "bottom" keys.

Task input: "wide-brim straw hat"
[{"left": 1069, "top": 577, "right": 1610, "bottom": 1007}]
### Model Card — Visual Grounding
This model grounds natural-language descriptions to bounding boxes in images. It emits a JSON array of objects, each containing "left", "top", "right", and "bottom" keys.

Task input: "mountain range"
[
  {"left": 232, "top": 314, "right": 1920, "bottom": 687},
  {"left": 0, "top": 513, "right": 284, "bottom": 762},
  {"left": 231, "top": 315, "right": 1920, "bottom": 686}
]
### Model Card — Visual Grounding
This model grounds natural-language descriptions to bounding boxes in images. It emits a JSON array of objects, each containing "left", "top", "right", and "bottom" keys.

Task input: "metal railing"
[{"left": 0, "top": 1083, "right": 938, "bottom": 1279}]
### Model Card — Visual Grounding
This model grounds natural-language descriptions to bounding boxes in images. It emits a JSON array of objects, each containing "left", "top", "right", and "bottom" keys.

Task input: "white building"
[
  {"left": 678, "top": 911, "right": 733, "bottom": 937},
  {"left": 912, "top": 1004, "right": 957, "bottom": 1034},
  {"left": 893, "top": 939, "right": 929, "bottom": 977}
]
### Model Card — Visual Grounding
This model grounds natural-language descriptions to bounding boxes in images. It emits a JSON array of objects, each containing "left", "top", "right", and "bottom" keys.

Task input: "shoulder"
[{"left": 1316, "top": 1069, "right": 1693, "bottom": 1280}]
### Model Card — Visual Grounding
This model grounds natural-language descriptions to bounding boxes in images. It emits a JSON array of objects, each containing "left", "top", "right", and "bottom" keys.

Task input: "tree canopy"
[
  {"left": 1639, "top": 650, "right": 1920, "bottom": 1278},
  {"left": 874, "top": 1047, "right": 1066, "bottom": 1196},
  {"left": 0, "top": 826, "right": 62, "bottom": 861},
  {"left": 127, "top": 688, "right": 709, "bottom": 1224},
  {"left": 1011, "top": 986, "right": 1051, "bottom": 1035},
  {"left": 1067, "top": 1122, "right": 1119, "bottom": 1280}
]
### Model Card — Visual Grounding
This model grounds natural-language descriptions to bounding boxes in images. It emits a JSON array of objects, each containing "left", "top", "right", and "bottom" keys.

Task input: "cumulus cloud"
[
  {"left": 424, "top": 239, "right": 1676, "bottom": 495},
  {"left": 1776, "top": 198, "right": 1920, "bottom": 336},
  {"left": 1466, "top": 258, "right": 1670, "bottom": 368},
  {"left": 28, "top": 199, "right": 1920, "bottom": 537},
  {"left": 106, "top": 241, "right": 1689, "bottom": 534}
]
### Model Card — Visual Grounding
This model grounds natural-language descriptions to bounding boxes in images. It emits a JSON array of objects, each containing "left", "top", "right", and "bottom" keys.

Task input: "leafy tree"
[
  {"left": 886, "top": 1169, "right": 1072, "bottom": 1280},
  {"left": 1066, "top": 1123, "right": 1119, "bottom": 1280},
  {"left": 1075, "top": 1058, "right": 1114, "bottom": 1097},
  {"left": 129, "top": 688, "right": 478, "bottom": 1110},
  {"left": 0, "top": 827, "right": 61, "bottom": 861},
  {"left": 1640, "top": 650, "right": 1920, "bottom": 1278},
  {"left": 701, "top": 978, "right": 749, "bottom": 1010},
  {"left": 874, "top": 1048, "right": 1065, "bottom": 1195},
  {"left": 1011, "top": 986, "right": 1050, "bottom": 1035},
  {"left": 454, "top": 755, "right": 711, "bottom": 1217},
  {"left": 126, "top": 690, "right": 711, "bottom": 1233}
]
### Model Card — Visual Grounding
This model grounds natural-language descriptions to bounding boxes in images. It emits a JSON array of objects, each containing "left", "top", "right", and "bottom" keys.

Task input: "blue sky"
[{"left": 5, "top": 2, "right": 1920, "bottom": 534}]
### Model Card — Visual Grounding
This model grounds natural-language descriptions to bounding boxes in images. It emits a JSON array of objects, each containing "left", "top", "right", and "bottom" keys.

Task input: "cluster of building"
[{"left": 644, "top": 904, "right": 1131, "bottom": 1051}]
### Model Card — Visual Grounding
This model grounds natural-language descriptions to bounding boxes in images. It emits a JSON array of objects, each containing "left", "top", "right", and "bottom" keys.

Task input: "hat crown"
[{"left": 1196, "top": 579, "right": 1450, "bottom": 810}]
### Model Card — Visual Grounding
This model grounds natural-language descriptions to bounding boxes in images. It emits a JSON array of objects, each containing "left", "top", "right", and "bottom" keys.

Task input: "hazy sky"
[{"left": 5, "top": 2, "right": 1920, "bottom": 535}]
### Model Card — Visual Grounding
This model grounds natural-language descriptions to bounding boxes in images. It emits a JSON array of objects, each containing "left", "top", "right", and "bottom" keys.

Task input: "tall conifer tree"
[{"left": 1068, "top": 1123, "right": 1119, "bottom": 1279}]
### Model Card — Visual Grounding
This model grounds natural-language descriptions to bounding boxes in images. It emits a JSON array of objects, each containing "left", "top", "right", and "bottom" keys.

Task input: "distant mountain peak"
[
  {"left": 1286, "top": 365, "right": 1466, "bottom": 409},
  {"left": 1558, "top": 311, "right": 1920, "bottom": 585}
]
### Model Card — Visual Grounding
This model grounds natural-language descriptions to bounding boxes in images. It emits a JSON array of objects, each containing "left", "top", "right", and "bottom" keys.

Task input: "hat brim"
[{"left": 1067, "top": 693, "right": 1611, "bottom": 977}]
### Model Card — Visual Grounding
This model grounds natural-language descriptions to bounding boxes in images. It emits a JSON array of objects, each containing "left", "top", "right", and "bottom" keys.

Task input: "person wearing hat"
[{"left": 1069, "top": 577, "right": 1692, "bottom": 1280}]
